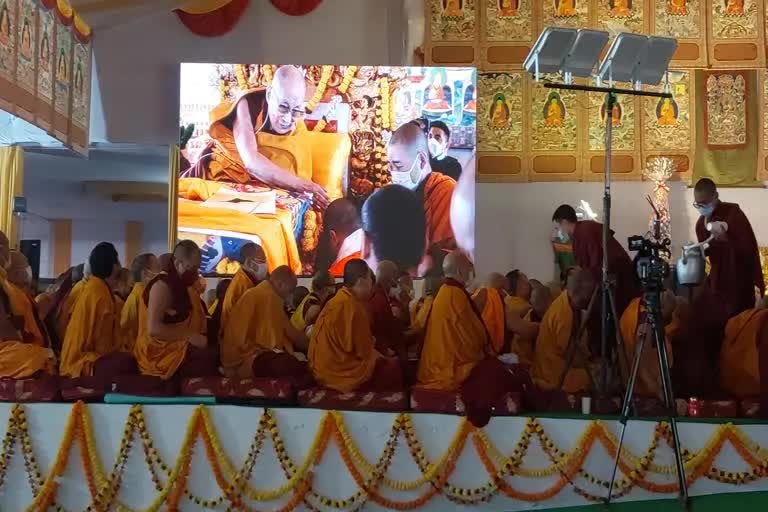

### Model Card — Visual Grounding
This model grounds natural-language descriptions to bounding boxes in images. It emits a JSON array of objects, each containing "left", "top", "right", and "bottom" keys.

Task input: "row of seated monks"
[{"left": 0, "top": 215, "right": 765, "bottom": 424}]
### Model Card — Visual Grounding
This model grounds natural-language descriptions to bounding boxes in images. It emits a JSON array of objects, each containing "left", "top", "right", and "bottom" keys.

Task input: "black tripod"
[{"left": 605, "top": 284, "right": 689, "bottom": 508}]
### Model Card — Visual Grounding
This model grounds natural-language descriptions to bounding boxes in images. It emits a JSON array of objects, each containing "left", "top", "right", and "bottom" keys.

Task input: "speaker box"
[{"left": 20, "top": 239, "right": 41, "bottom": 281}]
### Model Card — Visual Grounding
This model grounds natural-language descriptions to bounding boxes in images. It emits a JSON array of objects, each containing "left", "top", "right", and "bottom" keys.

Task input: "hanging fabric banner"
[
  {"left": 269, "top": 0, "right": 322, "bottom": 16},
  {"left": 175, "top": 0, "right": 249, "bottom": 37}
]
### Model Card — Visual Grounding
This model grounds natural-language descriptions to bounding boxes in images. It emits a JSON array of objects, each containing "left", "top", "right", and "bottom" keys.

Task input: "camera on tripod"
[{"left": 627, "top": 235, "right": 671, "bottom": 291}]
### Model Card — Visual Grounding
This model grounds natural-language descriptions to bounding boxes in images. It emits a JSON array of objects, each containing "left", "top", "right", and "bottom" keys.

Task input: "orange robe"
[
  {"left": 0, "top": 278, "right": 54, "bottom": 378},
  {"left": 328, "top": 251, "right": 362, "bottom": 278},
  {"left": 410, "top": 296, "right": 434, "bottom": 334},
  {"left": 619, "top": 298, "right": 675, "bottom": 398},
  {"left": 220, "top": 280, "right": 295, "bottom": 378},
  {"left": 119, "top": 283, "right": 145, "bottom": 352},
  {"left": 134, "top": 284, "right": 207, "bottom": 380},
  {"left": 719, "top": 309, "right": 768, "bottom": 398},
  {"left": 55, "top": 278, "right": 87, "bottom": 343},
  {"left": 417, "top": 281, "right": 487, "bottom": 390},
  {"left": 219, "top": 268, "right": 259, "bottom": 338},
  {"left": 59, "top": 278, "right": 119, "bottom": 378},
  {"left": 472, "top": 287, "right": 506, "bottom": 354},
  {"left": 506, "top": 295, "right": 536, "bottom": 365},
  {"left": 309, "top": 287, "right": 378, "bottom": 392},
  {"left": 419, "top": 173, "right": 456, "bottom": 256},
  {"left": 532, "top": 290, "right": 591, "bottom": 393}
]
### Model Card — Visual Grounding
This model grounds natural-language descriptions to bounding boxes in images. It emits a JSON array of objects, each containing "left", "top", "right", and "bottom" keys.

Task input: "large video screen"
[{"left": 178, "top": 64, "right": 476, "bottom": 277}]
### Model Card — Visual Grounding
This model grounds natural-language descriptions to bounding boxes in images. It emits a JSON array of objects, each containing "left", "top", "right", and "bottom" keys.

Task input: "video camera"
[{"left": 628, "top": 235, "right": 671, "bottom": 292}]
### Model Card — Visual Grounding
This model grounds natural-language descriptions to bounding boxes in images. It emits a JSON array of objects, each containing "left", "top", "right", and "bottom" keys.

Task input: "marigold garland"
[{"left": 5, "top": 404, "right": 768, "bottom": 510}]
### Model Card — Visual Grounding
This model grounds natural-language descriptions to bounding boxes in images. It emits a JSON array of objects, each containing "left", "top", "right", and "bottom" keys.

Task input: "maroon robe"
[
  {"left": 368, "top": 284, "right": 406, "bottom": 352},
  {"left": 571, "top": 220, "right": 641, "bottom": 355}
]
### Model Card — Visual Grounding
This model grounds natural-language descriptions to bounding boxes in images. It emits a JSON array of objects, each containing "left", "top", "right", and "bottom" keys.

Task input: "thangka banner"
[{"left": 0, "top": 0, "right": 92, "bottom": 153}]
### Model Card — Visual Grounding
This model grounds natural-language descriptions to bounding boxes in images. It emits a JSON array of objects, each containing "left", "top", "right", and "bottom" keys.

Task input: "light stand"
[{"left": 525, "top": 29, "right": 688, "bottom": 509}]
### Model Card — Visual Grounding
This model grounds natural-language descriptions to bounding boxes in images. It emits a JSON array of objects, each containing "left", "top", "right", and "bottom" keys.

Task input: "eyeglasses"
[{"left": 277, "top": 103, "right": 305, "bottom": 119}]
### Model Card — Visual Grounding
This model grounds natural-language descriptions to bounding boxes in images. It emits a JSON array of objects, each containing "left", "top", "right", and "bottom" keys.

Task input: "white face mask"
[
  {"left": 428, "top": 139, "right": 445, "bottom": 159},
  {"left": 254, "top": 262, "right": 268, "bottom": 281},
  {"left": 389, "top": 285, "right": 401, "bottom": 299},
  {"left": 390, "top": 158, "right": 421, "bottom": 190}
]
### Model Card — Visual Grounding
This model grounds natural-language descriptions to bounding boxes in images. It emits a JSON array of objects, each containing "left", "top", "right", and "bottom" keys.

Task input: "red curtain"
[
  {"left": 269, "top": 0, "right": 323, "bottom": 16},
  {"left": 175, "top": 0, "right": 250, "bottom": 37}
]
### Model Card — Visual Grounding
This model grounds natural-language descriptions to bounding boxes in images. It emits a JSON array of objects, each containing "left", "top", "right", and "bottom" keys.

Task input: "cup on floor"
[{"left": 581, "top": 396, "right": 592, "bottom": 415}]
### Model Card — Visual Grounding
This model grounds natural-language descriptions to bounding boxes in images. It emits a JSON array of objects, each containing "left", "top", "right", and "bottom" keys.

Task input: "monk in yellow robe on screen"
[
  {"left": 120, "top": 254, "right": 159, "bottom": 352},
  {"left": 59, "top": 243, "right": 138, "bottom": 379},
  {"left": 221, "top": 265, "right": 313, "bottom": 388},
  {"left": 218, "top": 242, "right": 267, "bottom": 339},
  {"left": 310, "top": 259, "right": 404, "bottom": 392},
  {"left": 532, "top": 268, "right": 594, "bottom": 393},
  {"left": 417, "top": 252, "right": 523, "bottom": 426},
  {"left": 387, "top": 123, "right": 456, "bottom": 272},
  {"left": 719, "top": 300, "right": 768, "bottom": 399},
  {"left": 135, "top": 241, "right": 218, "bottom": 380},
  {"left": 618, "top": 292, "right": 678, "bottom": 398},
  {"left": 0, "top": 240, "right": 55, "bottom": 379}
]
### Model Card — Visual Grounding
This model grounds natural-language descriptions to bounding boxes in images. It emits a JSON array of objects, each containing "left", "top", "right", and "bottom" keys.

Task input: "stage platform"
[{"left": 1, "top": 402, "right": 767, "bottom": 511}]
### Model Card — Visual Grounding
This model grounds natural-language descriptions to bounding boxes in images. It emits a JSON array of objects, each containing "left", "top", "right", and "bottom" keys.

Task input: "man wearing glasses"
[{"left": 184, "top": 65, "right": 329, "bottom": 207}]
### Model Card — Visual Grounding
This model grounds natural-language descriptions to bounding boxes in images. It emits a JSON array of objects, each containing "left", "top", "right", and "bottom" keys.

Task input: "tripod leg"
[
  {"left": 653, "top": 323, "right": 689, "bottom": 507},
  {"left": 605, "top": 324, "right": 647, "bottom": 504}
]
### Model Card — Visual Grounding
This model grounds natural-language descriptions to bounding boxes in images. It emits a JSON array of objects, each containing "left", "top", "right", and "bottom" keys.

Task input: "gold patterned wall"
[{"left": 425, "top": 0, "right": 768, "bottom": 182}]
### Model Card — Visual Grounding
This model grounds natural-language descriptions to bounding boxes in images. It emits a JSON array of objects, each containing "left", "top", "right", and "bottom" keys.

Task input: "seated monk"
[
  {"left": 472, "top": 273, "right": 508, "bottom": 354},
  {"left": 0, "top": 239, "right": 55, "bottom": 379},
  {"left": 369, "top": 261, "right": 408, "bottom": 353},
  {"left": 55, "top": 261, "right": 90, "bottom": 344},
  {"left": 316, "top": 198, "right": 363, "bottom": 277},
  {"left": 291, "top": 270, "right": 336, "bottom": 334},
  {"left": 618, "top": 292, "right": 678, "bottom": 399},
  {"left": 220, "top": 265, "right": 313, "bottom": 387},
  {"left": 417, "top": 252, "right": 523, "bottom": 427},
  {"left": 206, "top": 278, "right": 231, "bottom": 345},
  {"left": 529, "top": 279, "right": 553, "bottom": 322},
  {"left": 719, "top": 298, "right": 768, "bottom": 402},
  {"left": 219, "top": 242, "right": 267, "bottom": 339},
  {"left": 134, "top": 241, "right": 217, "bottom": 380},
  {"left": 59, "top": 243, "right": 138, "bottom": 379},
  {"left": 310, "top": 259, "right": 404, "bottom": 392},
  {"left": 410, "top": 270, "right": 443, "bottom": 336},
  {"left": 504, "top": 270, "right": 540, "bottom": 364},
  {"left": 120, "top": 253, "right": 159, "bottom": 352},
  {"left": 532, "top": 268, "right": 595, "bottom": 393}
]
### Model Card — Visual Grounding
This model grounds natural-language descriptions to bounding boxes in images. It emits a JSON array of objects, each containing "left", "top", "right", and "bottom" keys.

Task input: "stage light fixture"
[
  {"left": 596, "top": 32, "right": 648, "bottom": 84},
  {"left": 523, "top": 27, "right": 578, "bottom": 79},
  {"left": 559, "top": 29, "right": 610, "bottom": 81},
  {"left": 632, "top": 36, "right": 678, "bottom": 87}
]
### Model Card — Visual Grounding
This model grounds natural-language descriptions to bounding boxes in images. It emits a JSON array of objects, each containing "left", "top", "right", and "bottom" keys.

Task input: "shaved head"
[
  {"left": 239, "top": 242, "right": 266, "bottom": 264},
  {"left": 269, "top": 265, "right": 298, "bottom": 300},
  {"left": 693, "top": 178, "right": 719, "bottom": 206},
  {"left": 158, "top": 253, "right": 172, "bottom": 269},
  {"left": 443, "top": 251, "right": 473, "bottom": 285},
  {"left": 7, "top": 250, "right": 30, "bottom": 288},
  {"left": 131, "top": 253, "right": 159, "bottom": 284},
  {"left": 423, "top": 269, "right": 443, "bottom": 296},
  {"left": 487, "top": 272, "right": 506, "bottom": 290},
  {"left": 172, "top": 241, "right": 201, "bottom": 279},
  {"left": 376, "top": 260, "right": 399, "bottom": 288},
  {"left": 343, "top": 258, "right": 373, "bottom": 301},
  {"left": 174, "top": 240, "right": 201, "bottom": 264},
  {"left": 387, "top": 122, "right": 431, "bottom": 190},
  {"left": 317, "top": 198, "right": 361, "bottom": 271},
  {"left": 566, "top": 268, "right": 595, "bottom": 310},
  {"left": 267, "top": 65, "right": 307, "bottom": 135}
]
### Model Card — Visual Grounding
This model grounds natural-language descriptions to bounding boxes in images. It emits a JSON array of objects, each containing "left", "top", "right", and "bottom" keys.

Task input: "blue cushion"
[{"left": 103, "top": 393, "right": 216, "bottom": 405}]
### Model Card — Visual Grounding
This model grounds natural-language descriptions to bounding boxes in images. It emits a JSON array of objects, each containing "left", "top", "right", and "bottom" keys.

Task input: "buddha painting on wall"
[
  {"left": 490, "top": 93, "right": 510, "bottom": 129},
  {"left": 56, "top": 48, "right": 67, "bottom": 82},
  {"left": 554, "top": 0, "right": 576, "bottom": 17},
  {"left": 0, "top": 2, "right": 10, "bottom": 46},
  {"left": 40, "top": 30, "right": 50, "bottom": 67},
  {"left": 610, "top": 0, "right": 632, "bottom": 17},
  {"left": 724, "top": 0, "right": 744, "bottom": 15},
  {"left": 423, "top": 68, "right": 452, "bottom": 112},
  {"left": 443, "top": 0, "right": 464, "bottom": 17},
  {"left": 656, "top": 97, "right": 678, "bottom": 127},
  {"left": 464, "top": 84, "right": 476, "bottom": 113},
  {"left": 20, "top": 18, "right": 32, "bottom": 60},
  {"left": 543, "top": 92, "right": 565, "bottom": 128},
  {"left": 667, "top": 0, "right": 688, "bottom": 15},
  {"left": 600, "top": 100, "right": 622, "bottom": 127},
  {"left": 498, "top": 0, "right": 519, "bottom": 17}
]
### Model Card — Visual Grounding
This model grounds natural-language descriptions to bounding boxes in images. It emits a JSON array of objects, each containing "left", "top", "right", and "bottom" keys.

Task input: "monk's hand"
[
  {"left": 384, "top": 347, "right": 397, "bottom": 357},
  {"left": 300, "top": 180, "right": 330, "bottom": 208},
  {"left": 189, "top": 333, "right": 208, "bottom": 349}
]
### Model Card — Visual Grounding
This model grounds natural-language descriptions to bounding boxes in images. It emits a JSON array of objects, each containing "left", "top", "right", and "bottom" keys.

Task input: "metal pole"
[{"left": 600, "top": 92, "right": 615, "bottom": 394}]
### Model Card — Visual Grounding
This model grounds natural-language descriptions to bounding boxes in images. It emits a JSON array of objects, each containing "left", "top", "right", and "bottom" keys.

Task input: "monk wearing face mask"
[
  {"left": 219, "top": 242, "right": 267, "bottom": 339},
  {"left": 134, "top": 240, "right": 217, "bottom": 380}
]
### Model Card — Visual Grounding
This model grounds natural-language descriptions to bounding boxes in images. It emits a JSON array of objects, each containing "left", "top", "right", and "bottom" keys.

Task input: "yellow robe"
[
  {"left": 532, "top": 291, "right": 591, "bottom": 393},
  {"left": 506, "top": 295, "right": 536, "bottom": 364},
  {"left": 410, "top": 296, "right": 434, "bottom": 334},
  {"left": 135, "top": 286, "right": 206, "bottom": 379},
  {"left": 417, "top": 283, "right": 487, "bottom": 391},
  {"left": 0, "top": 278, "right": 54, "bottom": 378},
  {"left": 290, "top": 293, "right": 322, "bottom": 333},
  {"left": 719, "top": 309, "right": 768, "bottom": 398},
  {"left": 219, "top": 268, "right": 257, "bottom": 338},
  {"left": 59, "top": 278, "right": 118, "bottom": 378},
  {"left": 55, "top": 277, "right": 87, "bottom": 342},
  {"left": 619, "top": 298, "right": 675, "bottom": 398},
  {"left": 119, "top": 283, "right": 145, "bottom": 352},
  {"left": 472, "top": 287, "right": 505, "bottom": 354},
  {"left": 220, "top": 280, "right": 294, "bottom": 378},
  {"left": 309, "top": 287, "right": 377, "bottom": 392}
]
